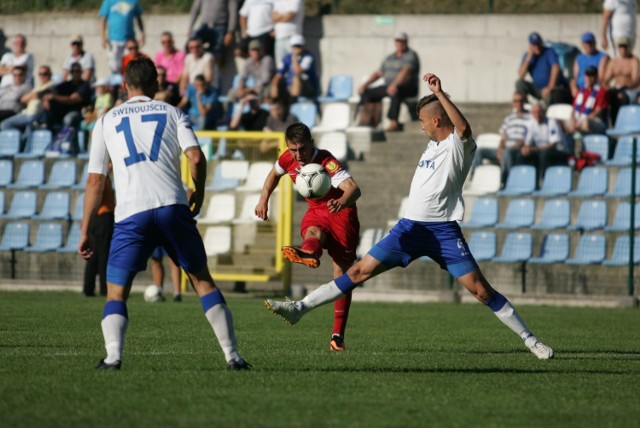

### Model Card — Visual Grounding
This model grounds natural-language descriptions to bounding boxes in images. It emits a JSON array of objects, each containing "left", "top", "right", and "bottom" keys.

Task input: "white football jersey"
[
  {"left": 404, "top": 131, "right": 476, "bottom": 222},
  {"left": 88, "top": 95, "right": 199, "bottom": 222}
]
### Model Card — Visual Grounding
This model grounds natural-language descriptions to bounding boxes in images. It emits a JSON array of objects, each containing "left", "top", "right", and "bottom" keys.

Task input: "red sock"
[
  {"left": 332, "top": 290, "right": 352, "bottom": 337},
  {"left": 300, "top": 238, "right": 323, "bottom": 258}
]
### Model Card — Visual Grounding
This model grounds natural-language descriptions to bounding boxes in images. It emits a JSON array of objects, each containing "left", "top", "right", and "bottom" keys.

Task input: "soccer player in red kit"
[{"left": 255, "top": 122, "right": 361, "bottom": 351}]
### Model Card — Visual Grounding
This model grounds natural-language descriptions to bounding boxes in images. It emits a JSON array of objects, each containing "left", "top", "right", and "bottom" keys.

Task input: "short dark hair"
[
  {"left": 416, "top": 93, "right": 451, "bottom": 124},
  {"left": 125, "top": 57, "right": 158, "bottom": 97},
  {"left": 285, "top": 122, "right": 313, "bottom": 145},
  {"left": 13, "top": 65, "right": 26, "bottom": 74}
]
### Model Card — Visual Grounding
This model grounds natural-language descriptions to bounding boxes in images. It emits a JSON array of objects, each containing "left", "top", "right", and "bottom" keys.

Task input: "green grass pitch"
[{"left": 1, "top": 291, "right": 639, "bottom": 427}]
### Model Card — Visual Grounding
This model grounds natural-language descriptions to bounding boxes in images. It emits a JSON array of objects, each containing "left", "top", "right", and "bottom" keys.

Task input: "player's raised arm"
[
  {"left": 255, "top": 167, "right": 282, "bottom": 221},
  {"left": 329, "top": 178, "right": 361, "bottom": 213},
  {"left": 184, "top": 145, "right": 207, "bottom": 216},
  {"left": 423, "top": 73, "right": 472, "bottom": 140}
]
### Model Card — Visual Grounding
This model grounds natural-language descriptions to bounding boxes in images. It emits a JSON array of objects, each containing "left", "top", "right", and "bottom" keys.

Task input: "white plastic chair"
[
  {"left": 317, "top": 132, "right": 348, "bottom": 163},
  {"left": 198, "top": 193, "right": 236, "bottom": 224},
  {"left": 236, "top": 162, "right": 273, "bottom": 192},
  {"left": 203, "top": 226, "right": 232, "bottom": 256}
]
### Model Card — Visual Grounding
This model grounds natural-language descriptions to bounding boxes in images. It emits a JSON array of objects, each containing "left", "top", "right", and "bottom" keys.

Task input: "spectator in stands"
[
  {"left": 99, "top": 0, "right": 145, "bottom": 75},
  {"left": 0, "top": 65, "right": 54, "bottom": 144},
  {"left": 229, "top": 39, "right": 275, "bottom": 102},
  {"left": 237, "top": 0, "right": 275, "bottom": 58},
  {"left": 121, "top": 39, "right": 148, "bottom": 76},
  {"left": 230, "top": 92, "right": 269, "bottom": 130},
  {"left": 42, "top": 62, "right": 92, "bottom": 131},
  {"left": 187, "top": 0, "right": 237, "bottom": 66},
  {"left": 154, "top": 31, "right": 186, "bottom": 85},
  {"left": 62, "top": 35, "right": 96, "bottom": 84},
  {"left": 496, "top": 92, "right": 533, "bottom": 188},
  {"left": 177, "top": 74, "right": 220, "bottom": 130},
  {"left": 272, "top": 0, "right": 304, "bottom": 65},
  {"left": 0, "top": 34, "right": 34, "bottom": 88},
  {"left": 80, "top": 78, "right": 114, "bottom": 136},
  {"left": 0, "top": 65, "right": 31, "bottom": 122},
  {"left": 260, "top": 97, "right": 298, "bottom": 154},
  {"left": 356, "top": 32, "right": 420, "bottom": 132},
  {"left": 270, "top": 35, "right": 319, "bottom": 104},
  {"left": 155, "top": 66, "right": 180, "bottom": 106},
  {"left": 83, "top": 174, "right": 115, "bottom": 297},
  {"left": 516, "top": 32, "right": 571, "bottom": 105},
  {"left": 180, "top": 37, "right": 215, "bottom": 96},
  {"left": 519, "top": 103, "right": 570, "bottom": 185},
  {"left": 570, "top": 32, "right": 609, "bottom": 97},
  {"left": 603, "top": 36, "right": 640, "bottom": 122},
  {"left": 601, "top": 0, "right": 637, "bottom": 55},
  {"left": 566, "top": 66, "right": 609, "bottom": 137}
]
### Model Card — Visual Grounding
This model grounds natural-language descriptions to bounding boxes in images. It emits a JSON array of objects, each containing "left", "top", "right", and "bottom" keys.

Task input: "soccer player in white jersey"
[
  {"left": 265, "top": 72, "right": 554, "bottom": 360},
  {"left": 79, "top": 58, "right": 249, "bottom": 370}
]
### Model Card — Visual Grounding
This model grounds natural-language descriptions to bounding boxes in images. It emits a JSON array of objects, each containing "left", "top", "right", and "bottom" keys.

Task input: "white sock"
[
  {"left": 205, "top": 304, "right": 241, "bottom": 363},
  {"left": 492, "top": 301, "right": 532, "bottom": 341},
  {"left": 101, "top": 314, "right": 128, "bottom": 364},
  {"left": 301, "top": 281, "right": 345, "bottom": 309}
]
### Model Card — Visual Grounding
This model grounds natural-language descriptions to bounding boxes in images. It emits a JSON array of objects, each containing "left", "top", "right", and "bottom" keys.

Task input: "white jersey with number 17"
[{"left": 88, "top": 95, "right": 200, "bottom": 223}]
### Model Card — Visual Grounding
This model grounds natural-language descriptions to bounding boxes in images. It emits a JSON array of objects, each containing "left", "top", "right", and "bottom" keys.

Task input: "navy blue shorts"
[
  {"left": 108, "top": 205, "right": 206, "bottom": 283},
  {"left": 368, "top": 219, "right": 479, "bottom": 278}
]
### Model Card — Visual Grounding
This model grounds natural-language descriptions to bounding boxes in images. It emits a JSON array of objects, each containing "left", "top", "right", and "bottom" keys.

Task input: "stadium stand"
[
  {"left": 72, "top": 163, "right": 89, "bottom": 190},
  {"left": 497, "top": 165, "right": 536, "bottom": 196},
  {"left": 606, "top": 168, "right": 640, "bottom": 198},
  {"left": 603, "top": 235, "right": 640, "bottom": 266},
  {"left": 531, "top": 198, "right": 571, "bottom": 230},
  {"left": 464, "top": 164, "right": 501, "bottom": 196},
  {"left": 71, "top": 192, "right": 84, "bottom": 221},
  {"left": 567, "top": 166, "right": 608, "bottom": 197},
  {"left": 606, "top": 137, "right": 639, "bottom": 166},
  {"left": 356, "top": 227, "right": 388, "bottom": 259},
  {"left": 198, "top": 193, "right": 236, "bottom": 224},
  {"left": 568, "top": 200, "right": 608, "bottom": 231},
  {"left": 582, "top": 134, "right": 610, "bottom": 162},
  {"left": 313, "top": 102, "right": 351, "bottom": 133},
  {"left": 290, "top": 102, "right": 318, "bottom": 128},
  {"left": 461, "top": 197, "right": 498, "bottom": 229},
  {"left": 605, "top": 202, "right": 640, "bottom": 231},
  {"left": 33, "top": 191, "right": 70, "bottom": 220},
  {"left": 316, "top": 131, "right": 348, "bottom": 163},
  {"left": 0, "top": 222, "right": 30, "bottom": 251},
  {"left": 41, "top": 160, "right": 77, "bottom": 189},
  {"left": 206, "top": 160, "right": 249, "bottom": 191},
  {"left": 529, "top": 233, "right": 570, "bottom": 264},
  {"left": 236, "top": 162, "right": 273, "bottom": 192},
  {"left": 532, "top": 165, "right": 572, "bottom": 197},
  {"left": 57, "top": 222, "right": 81, "bottom": 253},
  {"left": 7, "top": 159, "right": 44, "bottom": 189},
  {"left": 493, "top": 232, "right": 532, "bottom": 262},
  {"left": 24, "top": 222, "right": 64, "bottom": 252},
  {"left": 0, "top": 160, "right": 12, "bottom": 187},
  {"left": 495, "top": 198, "right": 535, "bottom": 229},
  {"left": 15, "top": 130, "right": 52, "bottom": 159},
  {"left": 0, "top": 129, "right": 21, "bottom": 157},
  {"left": 203, "top": 226, "right": 233, "bottom": 256},
  {"left": 318, "top": 75, "right": 353, "bottom": 103},
  {"left": 0, "top": 191, "right": 37, "bottom": 219},
  {"left": 467, "top": 231, "right": 496, "bottom": 261},
  {"left": 566, "top": 234, "right": 606, "bottom": 265}
]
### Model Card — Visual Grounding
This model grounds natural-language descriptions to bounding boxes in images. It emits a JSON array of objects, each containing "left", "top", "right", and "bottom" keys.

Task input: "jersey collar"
[{"left": 126, "top": 95, "right": 153, "bottom": 103}]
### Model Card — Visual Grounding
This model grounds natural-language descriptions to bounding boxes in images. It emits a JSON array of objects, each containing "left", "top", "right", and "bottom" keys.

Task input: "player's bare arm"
[
  {"left": 184, "top": 146, "right": 207, "bottom": 216},
  {"left": 255, "top": 168, "right": 282, "bottom": 221},
  {"left": 423, "top": 73, "right": 472, "bottom": 140},
  {"left": 328, "top": 178, "right": 361, "bottom": 214},
  {"left": 78, "top": 173, "right": 106, "bottom": 259}
]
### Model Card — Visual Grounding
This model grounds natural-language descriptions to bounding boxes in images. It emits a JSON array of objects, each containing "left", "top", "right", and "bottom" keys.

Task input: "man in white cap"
[
  {"left": 272, "top": 0, "right": 304, "bottom": 65},
  {"left": 270, "top": 34, "right": 318, "bottom": 102},
  {"left": 62, "top": 35, "right": 96, "bottom": 83},
  {"left": 357, "top": 32, "right": 421, "bottom": 132}
]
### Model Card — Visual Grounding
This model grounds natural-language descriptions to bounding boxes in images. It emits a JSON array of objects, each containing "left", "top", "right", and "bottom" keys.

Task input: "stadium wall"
[{"left": 0, "top": 13, "right": 617, "bottom": 102}]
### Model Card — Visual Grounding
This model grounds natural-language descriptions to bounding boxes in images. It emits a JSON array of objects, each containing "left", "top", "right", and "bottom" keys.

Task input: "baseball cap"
[
  {"left": 289, "top": 34, "right": 305, "bottom": 47},
  {"left": 585, "top": 66, "right": 598, "bottom": 77},
  {"left": 248, "top": 39, "right": 263, "bottom": 50},
  {"left": 528, "top": 32, "right": 542, "bottom": 45},
  {"left": 395, "top": 32, "right": 408, "bottom": 42},
  {"left": 616, "top": 36, "right": 630, "bottom": 46},
  {"left": 581, "top": 32, "right": 596, "bottom": 43},
  {"left": 92, "top": 77, "right": 109, "bottom": 88},
  {"left": 70, "top": 34, "right": 83, "bottom": 44}
]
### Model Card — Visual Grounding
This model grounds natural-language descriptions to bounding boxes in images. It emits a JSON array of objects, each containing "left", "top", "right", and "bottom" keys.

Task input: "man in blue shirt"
[
  {"left": 177, "top": 74, "right": 220, "bottom": 130},
  {"left": 270, "top": 35, "right": 319, "bottom": 103},
  {"left": 516, "top": 32, "right": 571, "bottom": 105},
  {"left": 570, "top": 32, "right": 610, "bottom": 96},
  {"left": 99, "top": 0, "right": 145, "bottom": 75}
]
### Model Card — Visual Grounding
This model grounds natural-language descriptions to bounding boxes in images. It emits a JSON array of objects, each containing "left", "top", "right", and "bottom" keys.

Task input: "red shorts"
[{"left": 300, "top": 205, "right": 360, "bottom": 267}]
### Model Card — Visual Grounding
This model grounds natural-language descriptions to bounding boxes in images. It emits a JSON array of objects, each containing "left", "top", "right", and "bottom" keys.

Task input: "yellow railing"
[{"left": 180, "top": 130, "right": 292, "bottom": 294}]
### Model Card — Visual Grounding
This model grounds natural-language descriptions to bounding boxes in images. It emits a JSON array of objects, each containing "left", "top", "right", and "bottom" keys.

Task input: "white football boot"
[
  {"left": 264, "top": 297, "right": 307, "bottom": 325},
  {"left": 525, "top": 336, "right": 555, "bottom": 360}
]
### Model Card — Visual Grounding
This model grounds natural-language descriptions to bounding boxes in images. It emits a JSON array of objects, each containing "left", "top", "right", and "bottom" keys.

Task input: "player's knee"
[{"left": 347, "top": 263, "right": 371, "bottom": 283}]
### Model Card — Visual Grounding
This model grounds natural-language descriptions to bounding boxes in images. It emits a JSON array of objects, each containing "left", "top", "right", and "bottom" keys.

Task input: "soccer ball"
[
  {"left": 144, "top": 284, "right": 164, "bottom": 302},
  {"left": 296, "top": 163, "right": 331, "bottom": 199}
]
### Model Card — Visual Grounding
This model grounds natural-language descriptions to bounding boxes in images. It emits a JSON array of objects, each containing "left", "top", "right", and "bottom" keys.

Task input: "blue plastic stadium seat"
[
  {"left": 605, "top": 202, "right": 640, "bottom": 231},
  {"left": 532, "top": 166, "right": 572, "bottom": 197},
  {"left": 290, "top": 102, "right": 318, "bottom": 129},
  {"left": 461, "top": 197, "right": 498, "bottom": 229},
  {"left": 24, "top": 222, "right": 64, "bottom": 252},
  {"left": 605, "top": 168, "right": 640, "bottom": 198},
  {"left": 0, "top": 129, "right": 21, "bottom": 157},
  {"left": 206, "top": 160, "right": 249, "bottom": 191},
  {"left": 607, "top": 105, "right": 640, "bottom": 137},
  {"left": 497, "top": 165, "right": 536, "bottom": 196},
  {"left": 15, "top": 129, "right": 52, "bottom": 159},
  {"left": 41, "top": 159, "right": 77, "bottom": 189},
  {"left": 7, "top": 159, "right": 44, "bottom": 189},
  {"left": 493, "top": 232, "right": 533, "bottom": 262},
  {"left": 606, "top": 136, "right": 640, "bottom": 166},
  {"left": 566, "top": 234, "right": 606, "bottom": 265},
  {"left": 0, "top": 159, "right": 13, "bottom": 187},
  {"left": 468, "top": 231, "right": 496, "bottom": 261},
  {"left": 603, "top": 235, "right": 640, "bottom": 266},
  {"left": 568, "top": 200, "right": 607, "bottom": 231},
  {"left": 582, "top": 134, "right": 610, "bottom": 162},
  {"left": 0, "top": 191, "right": 4, "bottom": 215},
  {"left": 71, "top": 192, "right": 85, "bottom": 221},
  {"left": 529, "top": 233, "right": 570, "bottom": 264},
  {"left": 58, "top": 222, "right": 82, "bottom": 253},
  {"left": 72, "top": 163, "right": 89, "bottom": 190},
  {"left": 495, "top": 198, "right": 535, "bottom": 229},
  {"left": 0, "top": 191, "right": 37, "bottom": 219},
  {"left": 318, "top": 75, "right": 353, "bottom": 103},
  {"left": 0, "top": 222, "right": 30, "bottom": 251},
  {"left": 567, "top": 166, "right": 608, "bottom": 198},
  {"left": 532, "top": 198, "right": 571, "bottom": 230},
  {"left": 33, "top": 191, "right": 71, "bottom": 220},
  {"left": 356, "top": 227, "right": 388, "bottom": 259}
]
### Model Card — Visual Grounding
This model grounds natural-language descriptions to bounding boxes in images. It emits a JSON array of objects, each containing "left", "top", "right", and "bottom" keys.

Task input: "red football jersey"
[{"left": 276, "top": 148, "right": 349, "bottom": 208}]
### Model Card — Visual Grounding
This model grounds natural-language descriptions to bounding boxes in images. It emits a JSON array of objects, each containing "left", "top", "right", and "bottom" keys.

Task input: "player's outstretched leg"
[
  {"left": 282, "top": 237, "right": 323, "bottom": 268},
  {"left": 200, "top": 289, "right": 250, "bottom": 370},
  {"left": 97, "top": 300, "right": 128, "bottom": 370}
]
